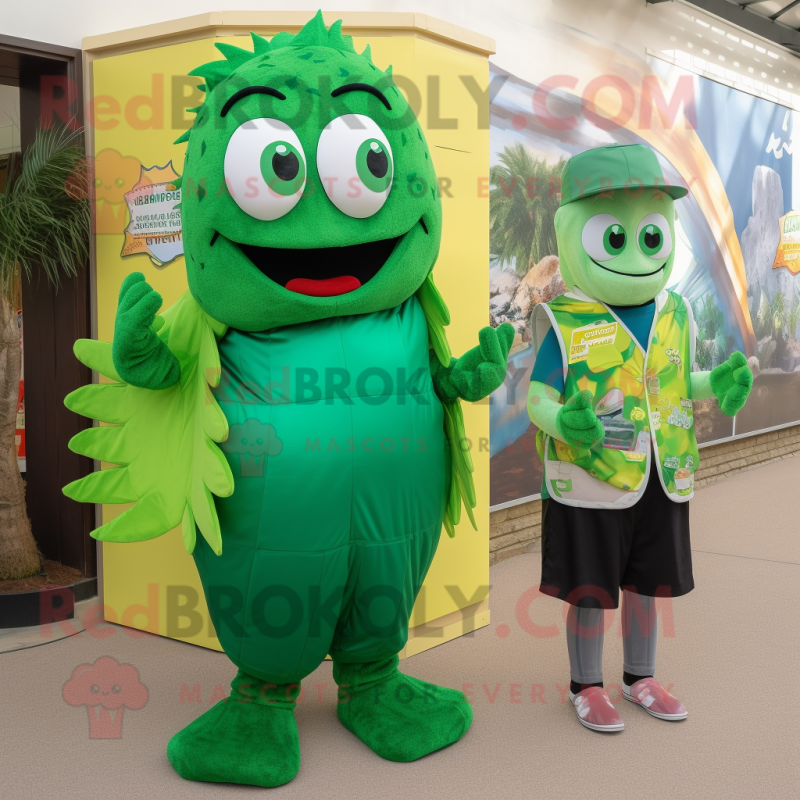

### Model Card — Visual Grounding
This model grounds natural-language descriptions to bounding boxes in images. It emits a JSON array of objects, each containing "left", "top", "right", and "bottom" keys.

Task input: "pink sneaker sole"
[
  {"left": 623, "top": 679, "right": 688, "bottom": 721},
  {"left": 576, "top": 715, "right": 626, "bottom": 732},
  {"left": 570, "top": 688, "right": 625, "bottom": 732}
]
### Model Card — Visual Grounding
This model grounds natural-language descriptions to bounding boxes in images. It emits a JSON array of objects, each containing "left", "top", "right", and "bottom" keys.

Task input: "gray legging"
[{"left": 566, "top": 590, "right": 658, "bottom": 686}]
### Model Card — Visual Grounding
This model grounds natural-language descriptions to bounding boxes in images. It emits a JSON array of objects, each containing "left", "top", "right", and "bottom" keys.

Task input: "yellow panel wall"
[{"left": 90, "top": 23, "right": 490, "bottom": 655}]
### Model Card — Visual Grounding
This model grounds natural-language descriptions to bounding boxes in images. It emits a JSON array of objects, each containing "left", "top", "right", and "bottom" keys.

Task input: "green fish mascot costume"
[
  {"left": 528, "top": 144, "right": 753, "bottom": 732},
  {"left": 63, "top": 12, "right": 513, "bottom": 787}
]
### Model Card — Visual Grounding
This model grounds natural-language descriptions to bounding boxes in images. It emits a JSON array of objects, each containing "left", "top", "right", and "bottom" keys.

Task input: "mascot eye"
[
  {"left": 316, "top": 114, "right": 393, "bottom": 218},
  {"left": 224, "top": 118, "right": 307, "bottom": 221},
  {"left": 581, "top": 214, "right": 627, "bottom": 261},
  {"left": 637, "top": 213, "right": 672, "bottom": 259}
]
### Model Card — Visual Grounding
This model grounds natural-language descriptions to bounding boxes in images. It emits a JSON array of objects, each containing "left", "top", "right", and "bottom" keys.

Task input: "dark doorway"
[{"left": 0, "top": 34, "right": 94, "bottom": 578}]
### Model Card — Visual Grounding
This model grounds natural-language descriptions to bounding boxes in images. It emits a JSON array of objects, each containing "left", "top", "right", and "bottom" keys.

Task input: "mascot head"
[
  {"left": 554, "top": 144, "right": 687, "bottom": 307},
  {"left": 176, "top": 10, "right": 441, "bottom": 331}
]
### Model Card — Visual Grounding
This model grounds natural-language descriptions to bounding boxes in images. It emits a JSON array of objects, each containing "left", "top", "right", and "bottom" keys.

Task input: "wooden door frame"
[{"left": 0, "top": 33, "right": 95, "bottom": 577}]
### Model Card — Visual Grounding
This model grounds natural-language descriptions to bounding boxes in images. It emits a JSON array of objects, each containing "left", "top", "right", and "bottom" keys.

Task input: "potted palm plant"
[{"left": 0, "top": 124, "right": 90, "bottom": 581}]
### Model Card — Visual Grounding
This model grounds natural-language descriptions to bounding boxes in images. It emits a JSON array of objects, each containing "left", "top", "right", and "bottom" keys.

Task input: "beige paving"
[
  {"left": 691, "top": 454, "right": 800, "bottom": 564},
  {"left": 2, "top": 456, "right": 798, "bottom": 800}
]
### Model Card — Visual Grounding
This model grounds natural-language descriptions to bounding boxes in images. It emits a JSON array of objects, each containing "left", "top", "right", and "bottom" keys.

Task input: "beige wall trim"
[{"left": 82, "top": 11, "right": 496, "bottom": 59}]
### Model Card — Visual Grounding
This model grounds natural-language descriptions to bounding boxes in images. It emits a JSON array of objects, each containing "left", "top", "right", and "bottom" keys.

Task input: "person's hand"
[
  {"left": 112, "top": 272, "right": 180, "bottom": 390},
  {"left": 710, "top": 351, "right": 753, "bottom": 416},
  {"left": 556, "top": 390, "right": 605, "bottom": 449}
]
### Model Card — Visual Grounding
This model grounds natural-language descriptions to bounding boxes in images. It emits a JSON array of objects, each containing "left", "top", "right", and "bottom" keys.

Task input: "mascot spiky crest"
[{"left": 174, "top": 11, "right": 389, "bottom": 147}]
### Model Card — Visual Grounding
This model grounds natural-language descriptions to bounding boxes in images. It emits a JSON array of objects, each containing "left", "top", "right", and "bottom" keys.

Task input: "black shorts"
[{"left": 539, "top": 473, "right": 694, "bottom": 609}]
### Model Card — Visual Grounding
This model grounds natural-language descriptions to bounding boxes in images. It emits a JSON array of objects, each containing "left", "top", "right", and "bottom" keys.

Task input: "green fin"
[
  {"left": 68, "top": 425, "right": 131, "bottom": 466},
  {"left": 191, "top": 481, "right": 223, "bottom": 556},
  {"left": 181, "top": 503, "right": 197, "bottom": 554},
  {"left": 291, "top": 9, "right": 328, "bottom": 48},
  {"left": 269, "top": 31, "right": 295, "bottom": 49},
  {"left": 251, "top": 32, "right": 271, "bottom": 55},
  {"left": 65, "top": 383, "right": 130, "bottom": 425},
  {"left": 92, "top": 495, "right": 178, "bottom": 544},
  {"left": 328, "top": 19, "right": 355, "bottom": 53},
  {"left": 73, "top": 339, "right": 121, "bottom": 382},
  {"left": 64, "top": 466, "right": 136, "bottom": 505},
  {"left": 202, "top": 435, "right": 234, "bottom": 498},
  {"left": 442, "top": 400, "right": 477, "bottom": 534},
  {"left": 416, "top": 272, "right": 452, "bottom": 365},
  {"left": 417, "top": 273, "right": 477, "bottom": 536},
  {"left": 202, "top": 384, "right": 229, "bottom": 441},
  {"left": 188, "top": 61, "right": 232, "bottom": 92},
  {"left": 198, "top": 323, "right": 221, "bottom": 385},
  {"left": 214, "top": 42, "right": 256, "bottom": 70},
  {"left": 63, "top": 293, "right": 232, "bottom": 555}
]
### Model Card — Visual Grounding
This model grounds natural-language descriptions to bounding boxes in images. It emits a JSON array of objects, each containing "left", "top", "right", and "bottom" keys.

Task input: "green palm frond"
[
  {"left": 692, "top": 292, "right": 725, "bottom": 341},
  {"left": 0, "top": 124, "right": 89, "bottom": 291},
  {"left": 752, "top": 289, "right": 799, "bottom": 342},
  {"left": 788, "top": 300, "right": 800, "bottom": 338},
  {"left": 489, "top": 142, "right": 563, "bottom": 276}
]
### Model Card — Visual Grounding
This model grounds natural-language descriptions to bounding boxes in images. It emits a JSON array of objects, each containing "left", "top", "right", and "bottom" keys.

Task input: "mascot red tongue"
[{"left": 286, "top": 275, "right": 360, "bottom": 296}]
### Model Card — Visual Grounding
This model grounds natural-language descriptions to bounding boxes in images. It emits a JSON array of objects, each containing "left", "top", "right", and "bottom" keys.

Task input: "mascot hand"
[
  {"left": 111, "top": 272, "right": 181, "bottom": 390},
  {"left": 710, "top": 351, "right": 753, "bottom": 416},
  {"left": 433, "top": 323, "right": 515, "bottom": 402},
  {"left": 556, "top": 390, "right": 605, "bottom": 449}
]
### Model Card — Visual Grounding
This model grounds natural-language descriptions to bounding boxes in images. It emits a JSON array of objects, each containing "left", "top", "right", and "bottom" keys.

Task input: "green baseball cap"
[{"left": 559, "top": 144, "right": 688, "bottom": 206}]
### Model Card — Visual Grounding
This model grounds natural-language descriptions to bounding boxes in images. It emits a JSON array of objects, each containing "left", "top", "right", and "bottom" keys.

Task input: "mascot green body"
[{"left": 64, "top": 12, "right": 512, "bottom": 786}]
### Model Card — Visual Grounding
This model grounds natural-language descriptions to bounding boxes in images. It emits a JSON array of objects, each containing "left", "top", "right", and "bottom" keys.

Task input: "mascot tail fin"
[{"left": 416, "top": 273, "right": 477, "bottom": 537}]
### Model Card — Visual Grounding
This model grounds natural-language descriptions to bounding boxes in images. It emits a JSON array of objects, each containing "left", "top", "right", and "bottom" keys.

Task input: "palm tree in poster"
[
  {"left": 489, "top": 142, "right": 563, "bottom": 276},
  {"left": 0, "top": 125, "right": 90, "bottom": 580}
]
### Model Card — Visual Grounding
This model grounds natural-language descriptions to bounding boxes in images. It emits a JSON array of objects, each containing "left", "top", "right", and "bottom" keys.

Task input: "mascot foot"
[
  {"left": 167, "top": 671, "right": 301, "bottom": 787},
  {"left": 333, "top": 655, "right": 472, "bottom": 762}
]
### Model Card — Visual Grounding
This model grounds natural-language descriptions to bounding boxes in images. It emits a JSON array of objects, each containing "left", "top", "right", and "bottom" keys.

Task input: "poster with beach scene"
[{"left": 489, "top": 37, "right": 800, "bottom": 508}]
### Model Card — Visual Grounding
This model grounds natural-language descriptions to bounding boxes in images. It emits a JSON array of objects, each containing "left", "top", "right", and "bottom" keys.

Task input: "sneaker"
[
  {"left": 623, "top": 678, "right": 687, "bottom": 721},
  {"left": 569, "top": 687, "right": 624, "bottom": 732}
]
